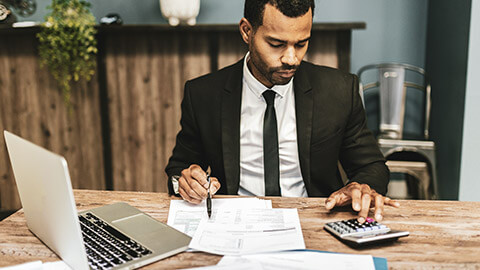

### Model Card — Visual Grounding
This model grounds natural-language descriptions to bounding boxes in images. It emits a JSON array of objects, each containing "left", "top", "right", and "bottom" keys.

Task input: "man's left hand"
[{"left": 325, "top": 182, "right": 400, "bottom": 223}]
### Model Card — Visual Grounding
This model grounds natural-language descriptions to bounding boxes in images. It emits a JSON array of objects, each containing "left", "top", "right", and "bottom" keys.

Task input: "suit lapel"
[
  {"left": 222, "top": 60, "right": 243, "bottom": 194},
  {"left": 294, "top": 63, "right": 313, "bottom": 193}
]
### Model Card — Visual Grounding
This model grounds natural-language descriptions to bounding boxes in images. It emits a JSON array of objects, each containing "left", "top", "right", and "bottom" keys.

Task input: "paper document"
[
  {"left": 0, "top": 261, "right": 43, "bottom": 270},
  {"left": 183, "top": 262, "right": 263, "bottom": 270},
  {"left": 189, "top": 208, "right": 305, "bottom": 255},
  {"left": 168, "top": 198, "right": 272, "bottom": 236},
  {"left": 0, "top": 261, "right": 72, "bottom": 270},
  {"left": 218, "top": 251, "right": 375, "bottom": 270}
]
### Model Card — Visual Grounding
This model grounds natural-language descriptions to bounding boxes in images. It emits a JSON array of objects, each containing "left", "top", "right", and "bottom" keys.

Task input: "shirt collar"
[{"left": 243, "top": 52, "right": 293, "bottom": 99}]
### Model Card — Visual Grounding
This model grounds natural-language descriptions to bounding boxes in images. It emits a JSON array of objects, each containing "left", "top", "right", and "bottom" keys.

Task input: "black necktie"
[{"left": 262, "top": 90, "right": 281, "bottom": 196}]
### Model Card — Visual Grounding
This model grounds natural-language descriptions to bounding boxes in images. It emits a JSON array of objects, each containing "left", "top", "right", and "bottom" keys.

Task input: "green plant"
[{"left": 36, "top": 0, "right": 97, "bottom": 109}]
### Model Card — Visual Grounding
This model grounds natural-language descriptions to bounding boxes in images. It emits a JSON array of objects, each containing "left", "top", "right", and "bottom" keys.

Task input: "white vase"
[{"left": 160, "top": 0, "right": 200, "bottom": 26}]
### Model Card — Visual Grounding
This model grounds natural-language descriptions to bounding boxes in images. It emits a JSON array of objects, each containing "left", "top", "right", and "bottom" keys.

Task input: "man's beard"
[
  {"left": 267, "top": 64, "right": 299, "bottom": 85},
  {"left": 253, "top": 56, "right": 299, "bottom": 86}
]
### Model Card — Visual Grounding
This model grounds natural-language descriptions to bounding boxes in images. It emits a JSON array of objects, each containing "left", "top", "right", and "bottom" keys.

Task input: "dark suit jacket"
[{"left": 165, "top": 59, "right": 389, "bottom": 197}]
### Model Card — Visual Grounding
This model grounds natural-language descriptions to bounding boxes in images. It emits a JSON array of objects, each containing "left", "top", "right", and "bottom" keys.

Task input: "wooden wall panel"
[
  {"left": 217, "top": 31, "right": 247, "bottom": 69},
  {"left": 106, "top": 31, "right": 210, "bottom": 193},
  {"left": 305, "top": 31, "right": 339, "bottom": 68},
  {"left": 0, "top": 33, "right": 105, "bottom": 212}
]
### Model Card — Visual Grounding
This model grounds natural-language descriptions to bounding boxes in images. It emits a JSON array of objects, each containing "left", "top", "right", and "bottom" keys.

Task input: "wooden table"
[{"left": 1, "top": 190, "right": 479, "bottom": 269}]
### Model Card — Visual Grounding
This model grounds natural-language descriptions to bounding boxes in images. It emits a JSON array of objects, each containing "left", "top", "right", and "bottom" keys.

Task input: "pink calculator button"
[{"left": 366, "top": 217, "right": 374, "bottom": 223}]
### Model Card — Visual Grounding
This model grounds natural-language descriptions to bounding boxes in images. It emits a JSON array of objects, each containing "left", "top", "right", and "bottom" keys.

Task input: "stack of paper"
[
  {"left": 168, "top": 197, "right": 304, "bottom": 256},
  {"left": 189, "top": 208, "right": 305, "bottom": 255},
  {"left": 168, "top": 198, "right": 381, "bottom": 270},
  {"left": 184, "top": 251, "right": 376, "bottom": 270},
  {"left": 167, "top": 198, "right": 272, "bottom": 237},
  {"left": 218, "top": 251, "right": 376, "bottom": 270}
]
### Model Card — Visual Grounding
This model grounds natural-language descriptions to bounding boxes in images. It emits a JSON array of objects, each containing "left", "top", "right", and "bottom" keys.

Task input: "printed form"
[
  {"left": 167, "top": 198, "right": 272, "bottom": 236},
  {"left": 188, "top": 208, "right": 305, "bottom": 255}
]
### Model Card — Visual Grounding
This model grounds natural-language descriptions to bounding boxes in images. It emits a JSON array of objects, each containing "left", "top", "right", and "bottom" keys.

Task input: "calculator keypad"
[{"left": 324, "top": 218, "right": 390, "bottom": 238}]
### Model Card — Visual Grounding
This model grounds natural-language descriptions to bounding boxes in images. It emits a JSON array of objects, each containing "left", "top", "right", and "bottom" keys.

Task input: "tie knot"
[{"left": 263, "top": 90, "right": 276, "bottom": 106}]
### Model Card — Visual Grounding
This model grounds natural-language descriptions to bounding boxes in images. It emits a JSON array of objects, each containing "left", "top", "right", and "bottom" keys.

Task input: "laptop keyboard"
[{"left": 79, "top": 212, "right": 152, "bottom": 270}]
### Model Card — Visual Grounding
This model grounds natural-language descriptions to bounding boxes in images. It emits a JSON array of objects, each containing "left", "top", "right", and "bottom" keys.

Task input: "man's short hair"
[{"left": 244, "top": 0, "right": 315, "bottom": 30}]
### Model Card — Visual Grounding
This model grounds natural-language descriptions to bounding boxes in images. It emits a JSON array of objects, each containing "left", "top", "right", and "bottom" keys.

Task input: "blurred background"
[{"left": 1, "top": 0, "right": 478, "bottom": 219}]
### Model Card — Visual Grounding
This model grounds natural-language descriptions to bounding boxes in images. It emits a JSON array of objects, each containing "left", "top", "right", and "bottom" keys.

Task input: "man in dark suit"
[{"left": 166, "top": 0, "right": 399, "bottom": 223}]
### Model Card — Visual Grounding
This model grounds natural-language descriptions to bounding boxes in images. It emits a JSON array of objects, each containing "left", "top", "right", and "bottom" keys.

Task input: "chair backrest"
[{"left": 358, "top": 63, "right": 431, "bottom": 140}]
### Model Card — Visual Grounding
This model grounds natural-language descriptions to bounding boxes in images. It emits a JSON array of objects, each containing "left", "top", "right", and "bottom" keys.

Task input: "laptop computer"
[{"left": 3, "top": 131, "right": 191, "bottom": 270}]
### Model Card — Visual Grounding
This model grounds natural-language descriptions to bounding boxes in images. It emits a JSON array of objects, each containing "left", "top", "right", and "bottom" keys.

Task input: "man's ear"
[{"left": 239, "top": 18, "right": 253, "bottom": 44}]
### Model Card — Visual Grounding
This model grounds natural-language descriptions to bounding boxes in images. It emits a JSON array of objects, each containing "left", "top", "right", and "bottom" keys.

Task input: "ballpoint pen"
[{"left": 206, "top": 166, "right": 212, "bottom": 218}]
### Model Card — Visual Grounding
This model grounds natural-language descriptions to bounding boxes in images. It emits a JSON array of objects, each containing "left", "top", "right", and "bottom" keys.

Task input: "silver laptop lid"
[{"left": 4, "top": 131, "right": 89, "bottom": 270}]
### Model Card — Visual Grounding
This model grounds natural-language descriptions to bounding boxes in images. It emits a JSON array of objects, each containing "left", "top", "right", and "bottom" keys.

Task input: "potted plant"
[{"left": 37, "top": 0, "right": 97, "bottom": 109}]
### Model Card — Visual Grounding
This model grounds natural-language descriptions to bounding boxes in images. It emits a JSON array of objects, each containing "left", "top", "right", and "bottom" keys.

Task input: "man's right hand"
[{"left": 178, "top": 164, "right": 221, "bottom": 204}]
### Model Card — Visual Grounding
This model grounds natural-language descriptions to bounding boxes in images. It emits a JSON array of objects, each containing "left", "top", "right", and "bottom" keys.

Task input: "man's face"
[{"left": 245, "top": 4, "right": 312, "bottom": 88}]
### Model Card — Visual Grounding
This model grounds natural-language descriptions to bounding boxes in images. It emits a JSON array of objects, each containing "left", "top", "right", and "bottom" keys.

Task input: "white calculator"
[{"left": 324, "top": 217, "right": 409, "bottom": 246}]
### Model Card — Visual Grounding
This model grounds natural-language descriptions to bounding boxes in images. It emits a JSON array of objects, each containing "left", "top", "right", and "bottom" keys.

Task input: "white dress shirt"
[{"left": 238, "top": 52, "right": 307, "bottom": 197}]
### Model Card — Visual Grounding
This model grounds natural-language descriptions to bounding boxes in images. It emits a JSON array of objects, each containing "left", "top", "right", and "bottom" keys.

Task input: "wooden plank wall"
[
  {"left": 0, "top": 26, "right": 351, "bottom": 213},
  {"left": 0, "top": 32, "right": 106, "bottom": 212},
  {"left": 105, "top": 30, "right": 211, "bottom": 192}
]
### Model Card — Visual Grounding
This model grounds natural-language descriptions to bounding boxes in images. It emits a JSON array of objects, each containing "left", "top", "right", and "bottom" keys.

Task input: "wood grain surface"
[
  {"left": 0, "top": 190, "right": 479, "bottom": 269},
  {"left": 0, "top": 33, "right": 106, "bottom": 212},
  {"left": 104, "top": 30, "right": 211, "bottom": 193}
]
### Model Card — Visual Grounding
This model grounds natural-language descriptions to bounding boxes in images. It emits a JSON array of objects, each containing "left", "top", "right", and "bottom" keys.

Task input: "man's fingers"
[
  {"left": 178, "top": 186, "right": 189, "bottom": 202},
  {"left": 190, "top": 165, "right": 209, "bottom": 188},
  {"left": 358, "top": 193, "right": 371, "bottom": 223},
  {"left": 327, "top": 183, "right": 400, "bottom": 222},
  {"left": 374, "top": 195, "right": 384, "bottom": 221},
  {"left": 188, "top": 178, "right": 209, "bottom": 199},
  {"left": 351, "top": 188, "right": 362, "bottom": 211},
  {"left": 178, "top": 186, "right": 201, "bottom": 204},
  {"left": 384, "top": 197, "right": 400, "bottom": 207},
  {"left": 210, "top": 178, "right": 221, "bottom": 195},
  {"left": 179, "top": 176, "right": 204, "bottom": 201},
  {"left": 181, "top": 166, "right": 209, "bottom": 200},
  {"left": 178, "top": 165, "right": 222, "bottom": 203},
  {"left": 325, "top": 194, "right": 339, "bottom": 210}
]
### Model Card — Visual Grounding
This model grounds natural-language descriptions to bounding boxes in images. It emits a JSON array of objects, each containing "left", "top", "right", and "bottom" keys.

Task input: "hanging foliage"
[{"left": 37, "top": 0, "right": 97, "bottom": 109}]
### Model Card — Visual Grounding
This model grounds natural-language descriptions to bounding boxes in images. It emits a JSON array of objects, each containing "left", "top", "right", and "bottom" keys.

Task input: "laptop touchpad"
[{"left": 112, "top": 214, "right": 168, "bottom": 243}]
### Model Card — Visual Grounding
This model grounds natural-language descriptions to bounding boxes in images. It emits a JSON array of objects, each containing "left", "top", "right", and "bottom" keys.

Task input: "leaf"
[{"left": 37, "top": 0, "right": 97, "bottom": 109}]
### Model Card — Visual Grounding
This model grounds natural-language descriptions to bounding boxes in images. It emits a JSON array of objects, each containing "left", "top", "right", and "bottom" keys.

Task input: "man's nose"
[{"left": 281, "top": 47, "right": 298, "bottom": 67}]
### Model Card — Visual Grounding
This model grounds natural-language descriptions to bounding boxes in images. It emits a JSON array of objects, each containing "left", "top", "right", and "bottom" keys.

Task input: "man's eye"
[
  {"left": 270, "top": 43, "right": 283, "bottom": 48},
  {"left": 295, "top": 43, "right": 307, "bottom": 48}
]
